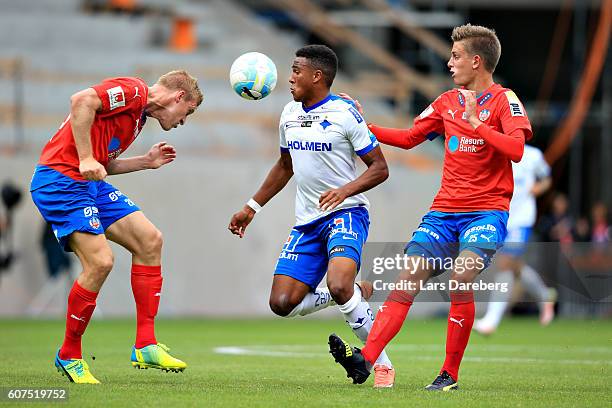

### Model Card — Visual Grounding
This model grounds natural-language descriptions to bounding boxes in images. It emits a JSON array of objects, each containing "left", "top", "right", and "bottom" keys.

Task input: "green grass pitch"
[{"left": 1, "top": 318, "right": 610, "bottom": 407}]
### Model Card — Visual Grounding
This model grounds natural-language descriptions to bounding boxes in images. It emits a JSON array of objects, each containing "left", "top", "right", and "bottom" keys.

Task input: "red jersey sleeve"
[
  {"left": 497, "top": 89, "right": 533, "bottom": 140},
  {"left": 91, "top": 77, "right": 147, "bottom": 117},
  {"left": 413, "top": 97, "right": 445, "bottom": 141},
  {"left": 368, "top": 97, "right": 445, "bottom": 149}
]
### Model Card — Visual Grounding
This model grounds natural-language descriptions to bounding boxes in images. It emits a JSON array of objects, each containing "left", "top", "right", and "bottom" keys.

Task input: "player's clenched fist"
[
  {"left": 79, "top": 157, "right": 107, "bottom": 180},
  {"left": 228, "top": 206, "right": 256, "bottom": 238}
]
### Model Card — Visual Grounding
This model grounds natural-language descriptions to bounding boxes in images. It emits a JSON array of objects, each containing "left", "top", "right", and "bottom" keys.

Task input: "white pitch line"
[
  {"left": 213, "top": 346, "right": 612, "bottom": 366},
  {"left": 222, "top": 343, "right": 612, "bottom": 354}
]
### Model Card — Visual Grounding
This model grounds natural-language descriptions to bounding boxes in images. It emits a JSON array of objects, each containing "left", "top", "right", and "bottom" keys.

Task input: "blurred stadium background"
[{"left": 0, "top": 0, "right": 609, "bottom": 318}]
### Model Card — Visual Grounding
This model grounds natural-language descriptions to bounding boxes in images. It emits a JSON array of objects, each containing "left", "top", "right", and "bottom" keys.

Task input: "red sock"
[
  {"left": 441, "top": 291, "right": 475, "bottom": 380},
  {"left": 59, "top": 280, "right": 98, "bottom": 360},
  {"left": 131, "top": 264, "right": 162, "bottom": 349},
  {"left": 361, "top": 290, "right": 413, "bottom": 364}
]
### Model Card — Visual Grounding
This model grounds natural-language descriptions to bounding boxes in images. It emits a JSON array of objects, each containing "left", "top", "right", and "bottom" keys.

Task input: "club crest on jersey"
[
  {"left": 89, "top": 217, "right": 101, "bottom": 230},
  {"left": 479, "top": 109, "right": 491, "bottom": 121},
  {"left": 107, "top": 86, "right": 125, "bottom": 110}
]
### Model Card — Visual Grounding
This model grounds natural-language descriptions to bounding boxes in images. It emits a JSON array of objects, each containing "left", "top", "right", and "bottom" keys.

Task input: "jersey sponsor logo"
[
  {"left": 301, "top": 121, "right": 312, "bottom": 127},
  {"left": 463, "top": 223, "right": 497, "bottom": 240},
  {"left": 330, "top": 246, "right": 346, "bottom": 255},
  {"left": 279, "top": 250, "right": 298, "bottom": 261},
  {"left": 108, "top": 190, "right": 124, "bottom": 202},
  {"left": 329, "top": 217, "right": 359, "bottom": 240},
  {"left": 83, "top": 206, "right": 99, "bottom": 217},
  {"left": 448, "top": 135, "right": 484, "bottom": 153},
  {"left": 505, "top": 91, "right": 525, "bottom": 117},
  {"left": 107, "top": 86, "right": 126, "bottom": 110},
  {"left": 478, "top": 92, "right": 492, "bottom": 106},
  {"left": 348, "top": 106, "right": 363, "bottom": 123},
  {"left": 479, "top": 109, "right": 491, "bottom": 121},
  {"left": 420, "top": 105, "right": 434, "bottom": 119},
  {"left": 297, "top": 114, "right": 320, "bottom": 120},
  {"left": 448, "top": 135, "right": 460, "bottom": 153},
  {"left": 108, "top": 136, "right": 120, "bottom": 151},
  {"left": 416, "top": 226, "right": 440, "bottom": 240},
  {"left": 287, "top": 140, "right": 332, "bottom": 152}
]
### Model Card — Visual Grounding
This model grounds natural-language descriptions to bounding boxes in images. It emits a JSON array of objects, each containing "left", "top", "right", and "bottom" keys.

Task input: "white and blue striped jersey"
[
  {"left": 508, "top": 145, "right": 551, "bottom": 229},
  {"left": 279, "top": 94, "right": 378, "bottom": 226}
]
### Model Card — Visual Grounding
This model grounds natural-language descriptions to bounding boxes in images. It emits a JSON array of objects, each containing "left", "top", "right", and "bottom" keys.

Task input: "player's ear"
[
  {"left": 175, "top": 90, "right": 186, "bottom": 103},
  {"left": 472, "top": 54, "right": 481, "bottom": 70},
  {"left": 312, "top": 69, "right": 323, "bottom": 84}
]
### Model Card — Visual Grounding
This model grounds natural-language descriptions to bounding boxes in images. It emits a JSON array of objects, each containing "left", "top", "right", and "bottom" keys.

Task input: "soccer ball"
[{"left": 229, "top": 52, "right": 278, "bottom": 100}]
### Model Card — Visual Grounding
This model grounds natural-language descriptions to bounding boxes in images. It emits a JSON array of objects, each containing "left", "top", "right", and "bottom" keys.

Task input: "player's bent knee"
[
  {"left": 87, "top": 251, "right": 114, "bottom": 278},
  {"left": 139, "top": 228, "right": 163, "bottom": 258},
  {"left": 269, "top": 294, "right": 299, "bottom": 317},
  {"left": 327, "top": 281, "right": 353, "bottom": 305}
]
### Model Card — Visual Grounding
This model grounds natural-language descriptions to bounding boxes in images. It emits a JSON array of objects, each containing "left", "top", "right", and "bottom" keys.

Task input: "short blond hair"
[
  {"left": 451, "top": 24, "right": 501, "bottom": 73},
  {"left": 157, "top": 70, "right": 203, "bottom": 106}
]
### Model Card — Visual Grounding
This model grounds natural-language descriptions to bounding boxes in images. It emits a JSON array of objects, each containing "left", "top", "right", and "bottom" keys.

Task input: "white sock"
[
  {"left": 480, "top": 270, "right": 514, "bottom": 328},
  {"left": 286, "top": 287, "right": 336, "bottom": 317},
  {"left": 338, "top": 284, "right": 393, "bottom": 368},
  {"left": 520, "top": 265, "right": 549, "bottom": 304}
]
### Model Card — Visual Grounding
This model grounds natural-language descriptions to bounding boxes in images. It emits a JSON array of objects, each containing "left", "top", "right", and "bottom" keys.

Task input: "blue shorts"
[
  {"left": 405, "top": 210, "right": 509, "bottom": 276},
  {"left": 274, "top": 206, "right": 369, "bottom": 290},
  {"left": 498, "top": 227, "right": 532, "bottom": 257},
  {"left": 30, "top": 165, "right": 140, "bottom": 252}
]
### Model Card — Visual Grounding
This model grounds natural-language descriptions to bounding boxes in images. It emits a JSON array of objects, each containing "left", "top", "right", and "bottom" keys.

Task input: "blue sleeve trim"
[
  {"left": 280, "top": 147, "right": 289, "bottom": 153},
  {"left": 355, "top": 142, "right": 376, "bottom": 156},
  {"left": 426, "top": 132, "right": 440, "bottom": 141}
]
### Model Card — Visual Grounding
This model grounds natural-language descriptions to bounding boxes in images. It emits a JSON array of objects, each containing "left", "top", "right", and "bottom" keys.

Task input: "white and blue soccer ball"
[{"left": 229, "top": 52, "right": 277, "bottom": 100}]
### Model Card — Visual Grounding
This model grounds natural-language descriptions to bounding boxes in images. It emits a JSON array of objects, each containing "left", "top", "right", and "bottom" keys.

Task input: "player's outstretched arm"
[
  {"left": 107, "top": 142, "right": 177, "bottom": 175},
  {"left": 228, "top": 152, "right": 293, "bottom": 238},
  {"left": 70, "top": 88, "right": 106, "bottom": 180},
  {"left": 319, "top": 146, "right": 388, "bottom": 212},
  {"left": 337, "top": 92, "right": 430, "bottom": 150}
]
